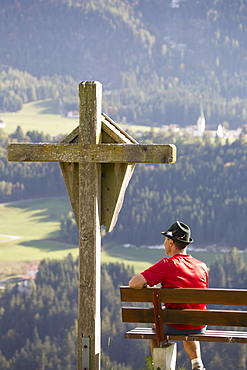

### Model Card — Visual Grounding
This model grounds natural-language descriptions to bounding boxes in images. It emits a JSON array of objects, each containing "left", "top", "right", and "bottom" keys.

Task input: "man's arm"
[{"left": 129, "top": 273, "right": 147, "bottom": 289}]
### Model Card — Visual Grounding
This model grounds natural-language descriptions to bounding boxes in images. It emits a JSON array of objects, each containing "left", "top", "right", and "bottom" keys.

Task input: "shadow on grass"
[
  {"left": 33, "top": 100, "right": 61, "bottom": 114},
  {"left": 5, "top": 206, "right": 59, "bottom": 223},
  {"left": 19, "top": 239, "right": 77, "bottom": 252},
  {"left": 5, "top": 197, "right": 71, "bottom": 222}
]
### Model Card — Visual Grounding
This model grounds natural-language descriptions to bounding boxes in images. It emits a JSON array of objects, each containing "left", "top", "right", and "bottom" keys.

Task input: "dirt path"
[{"left": 0, "top": 234, "right": 22, "bottom": 243}]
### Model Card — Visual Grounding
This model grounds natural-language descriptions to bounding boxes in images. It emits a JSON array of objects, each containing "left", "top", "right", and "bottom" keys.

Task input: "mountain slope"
[{"left": 1, "top": 0, "right": 247, "bottom": 127}]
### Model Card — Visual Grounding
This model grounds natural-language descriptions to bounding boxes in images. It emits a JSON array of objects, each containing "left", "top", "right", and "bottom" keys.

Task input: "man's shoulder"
[
  {"left": 173, "top": 254, "right": 208, "bottom": 268},
  {"left": 189, "top": 255, "right": 208, "bottom": 269}
]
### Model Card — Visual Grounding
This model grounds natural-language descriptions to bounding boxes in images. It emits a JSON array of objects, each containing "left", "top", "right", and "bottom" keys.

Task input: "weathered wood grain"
[
  {"left": 122, "top": 307, "right": 247, "bottom": 327},
  {"left": 78, "top": 81, "right": 102, "bottom": 370},
  {"left": 7, "top": 143, "right": 176, "bottom": 163},
  {"left": 59, "top": 128, "right": 80, "bottom": 226}
]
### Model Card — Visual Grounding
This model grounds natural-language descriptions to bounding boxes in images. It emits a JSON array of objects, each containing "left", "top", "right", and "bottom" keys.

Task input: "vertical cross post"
[{"left": 78, "top": 81, "right": 102, "bottom": 369}]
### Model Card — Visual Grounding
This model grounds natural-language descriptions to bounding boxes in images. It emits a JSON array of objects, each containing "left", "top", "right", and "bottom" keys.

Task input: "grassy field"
[
  {"left": 1, "top": 196, "right": 247, "bottom": 279},
  {"left": 0, "top": 197, "right": 78, "bottom": 275},
  {"left": 1, "top": 99, "right": 160, "bottom": 137},
  {"left": 1, "top": 100, "right": 78, "bottom": 137}
]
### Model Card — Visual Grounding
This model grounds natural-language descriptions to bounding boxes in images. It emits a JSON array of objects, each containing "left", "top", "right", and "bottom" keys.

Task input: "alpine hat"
[{"left": 161, "top": 221, "right": 193, "bottom": 244}]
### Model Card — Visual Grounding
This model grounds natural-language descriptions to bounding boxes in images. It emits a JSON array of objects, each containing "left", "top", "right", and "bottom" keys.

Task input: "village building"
[
  {"left": 67, "top": 110, "right": 79, "bottom": 118},
  {"left": 20, "top": 264, "right": 39, "bottom": 290},
  {"left": 0, "top": 117, "right": 6, "bottom": 128}
]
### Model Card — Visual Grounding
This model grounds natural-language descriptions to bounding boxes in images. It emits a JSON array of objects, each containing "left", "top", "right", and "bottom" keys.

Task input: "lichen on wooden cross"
[{"left": 7, "top": 81, "right": 176, "bottom": 370}]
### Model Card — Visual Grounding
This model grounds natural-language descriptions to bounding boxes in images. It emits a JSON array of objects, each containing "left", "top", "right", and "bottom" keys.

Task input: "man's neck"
[{"left": 171, "top": 247, "right": 187, "bottom": 257}]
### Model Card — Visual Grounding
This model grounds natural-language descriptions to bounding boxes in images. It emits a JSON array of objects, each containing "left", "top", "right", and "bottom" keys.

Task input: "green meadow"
[
  {"left": 1, "top": 100, "right": 78, "bottom": 137},
  {"left": 0, "top": 197, "right": 78, "bottom": 262},
  {"left": 1, "top": 196, "right": 247, "bottom": 279}
]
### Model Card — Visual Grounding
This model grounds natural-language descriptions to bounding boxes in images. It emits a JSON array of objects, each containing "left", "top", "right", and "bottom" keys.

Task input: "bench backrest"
[{"left": 120, "top": 287, "right": 247, "bottom": 344}]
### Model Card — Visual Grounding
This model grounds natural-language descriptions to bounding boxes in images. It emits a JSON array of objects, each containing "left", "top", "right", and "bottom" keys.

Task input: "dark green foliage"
[
  {"left": 0, "top": 129, "right": 67, "bottom": 202},
  {"left": 101, "top": 262, "right": 149, "bottom": 369},
  {"left": 0, "top": 0, "right": 153, "bottom": 84},
  {"left": 60, "top": 212, "right": 78, "bottom": 245},
  {"left": 202, "top": 248, "right": 247, "bottom": 370},
  {"left": 101, "top": 354, "right": 133, "bottom": 370},
  {"left": 0, "top": 255, "right": 78, "bottom": 369},
  {"left": 209, "top": 247, "right": 247, "bottom": 289},
  {"left": 0, "top": 68, "right": 78, "bottom": 112}
]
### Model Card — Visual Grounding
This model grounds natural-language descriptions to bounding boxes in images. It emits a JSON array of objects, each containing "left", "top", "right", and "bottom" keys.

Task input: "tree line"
[
  {"left": 0, "top": 251, "right": 246, "bottom": 369},
  {"left": 0, "top": 127, "right": 67, "bottom": 203},
  {"left": 2, "top": 65, "right": 247, "bottom": 130},
  {"left": 0, "top": 68, "right": 78, "bottom": 112},
  {"left": 104, "top": 69, "right": 247, "bottom": 128}
]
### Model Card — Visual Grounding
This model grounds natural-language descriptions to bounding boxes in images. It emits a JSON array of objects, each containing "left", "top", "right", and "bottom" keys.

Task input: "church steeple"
[{"left": 197, "top": 100, "right": 206, "bottom": 136}]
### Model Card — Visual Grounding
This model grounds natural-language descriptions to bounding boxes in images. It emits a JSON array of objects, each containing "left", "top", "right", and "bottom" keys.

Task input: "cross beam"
[
  {"left": 7, "top": 81, "right": 177, "bottom": 370},
  {"left": 7, "top": 143, "right": 176, "bottom": 163}
]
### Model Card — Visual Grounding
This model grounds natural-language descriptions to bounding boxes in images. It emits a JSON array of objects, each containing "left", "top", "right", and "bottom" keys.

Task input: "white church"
[{"left": 185, "top": 102, "right": 242, "bottom": 138}]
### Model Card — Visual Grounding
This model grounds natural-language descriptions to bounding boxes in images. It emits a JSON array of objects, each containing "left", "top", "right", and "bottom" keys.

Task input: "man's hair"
[{"left": 174, "top": 240, "right": 189, "bottom": 250}]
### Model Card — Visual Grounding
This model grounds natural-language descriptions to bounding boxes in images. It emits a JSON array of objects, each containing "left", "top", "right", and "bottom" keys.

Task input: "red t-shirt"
[{"left": 141, "top": 254, "right": 208, "bottom": 330}]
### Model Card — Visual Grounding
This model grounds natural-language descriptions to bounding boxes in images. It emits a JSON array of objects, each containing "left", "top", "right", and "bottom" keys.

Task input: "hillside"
[
  {"left": 1, "top": 0, "right": 247, "bottom": 83},
  {"left": 1, "top": 0, "right": 247, "bottom": 127},
  {"left": 0, "top": 0, "right": 153, "bottom": 85}
]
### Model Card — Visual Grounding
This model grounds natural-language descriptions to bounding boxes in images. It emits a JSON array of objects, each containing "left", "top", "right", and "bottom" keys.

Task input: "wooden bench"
[
  {"left": 120, "top": 286, "right": 247, "bottom": 369},
  {"left": 120, "top": 286, "right": 247, "bottom": 344}
]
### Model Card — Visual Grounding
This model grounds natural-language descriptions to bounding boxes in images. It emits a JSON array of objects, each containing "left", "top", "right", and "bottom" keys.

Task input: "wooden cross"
[{"left": 7, "top": 81, "right": 176, "bottom": 370}]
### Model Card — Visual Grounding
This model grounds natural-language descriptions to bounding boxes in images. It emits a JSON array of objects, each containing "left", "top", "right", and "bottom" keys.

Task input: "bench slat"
[
  {"left": 161, "top": 288, "right": 247, "bottom": 306},
  {"left": 122, "top": 307, "right": 154, "bottom": 323},
  {"left": 164, "top": 309, "right": 247, "bottom": 327},
  {"left": 124, "top": 328, "right": 247, "bottom": 343},
  {"left": 122, "top": 307, "right": 247, "bottom": 327},
  {"left": 120, "top": 286, "right": 247, "bottom": 306}
]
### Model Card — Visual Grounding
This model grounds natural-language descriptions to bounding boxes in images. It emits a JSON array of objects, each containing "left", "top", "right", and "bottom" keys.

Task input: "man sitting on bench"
[{"left": 129, "top": 221, "right": 208, "bottom": 370}]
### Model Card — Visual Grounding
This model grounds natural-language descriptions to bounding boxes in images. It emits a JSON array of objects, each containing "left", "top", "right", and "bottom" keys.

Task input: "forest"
[
  {"left": 0, "top": 250, "right": 246, "bottom": 369},
  {"left": 1, "top": 0, "right": 247, "bottom": 127}
]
